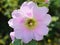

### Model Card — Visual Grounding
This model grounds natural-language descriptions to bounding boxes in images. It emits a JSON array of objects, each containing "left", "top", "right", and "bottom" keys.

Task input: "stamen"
[{"left": 25, "top": 18, "right": 37, "bottom": 30}]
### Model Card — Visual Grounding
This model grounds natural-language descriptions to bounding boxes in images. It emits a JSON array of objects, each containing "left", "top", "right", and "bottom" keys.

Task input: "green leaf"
[
  {"left": 38, "top": 2, "right": 49, "bottom": 7},
  {"left": 24, "top": 40, "right": 37, "bottom": 45},
  {"left": 10, "top": 43, "right": 13, "bottom": 45},
  {"left": 54, "top": 0, "right": 60, "bottom": 7},
  {"left": 33, "top": 0, "right": 45, "bottom": 2},
  {"left": 52, "top": 16, "right": 59, "bottom": 22},
  {"left": 13, "top": 39, "right": 21, "bottom": 45}
]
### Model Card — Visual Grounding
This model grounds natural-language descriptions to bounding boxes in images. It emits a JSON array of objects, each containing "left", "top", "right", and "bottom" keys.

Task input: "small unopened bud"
[{"left": 45, "top": 0, "right": 49, "bottom": 3}]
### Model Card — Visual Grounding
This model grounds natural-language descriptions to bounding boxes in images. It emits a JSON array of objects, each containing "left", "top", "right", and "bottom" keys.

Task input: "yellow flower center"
[{"left": 25, "top": 18, "right": 37, "bottom": 30}]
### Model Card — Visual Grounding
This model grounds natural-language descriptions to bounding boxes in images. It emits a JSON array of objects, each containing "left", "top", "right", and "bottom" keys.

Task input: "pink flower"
[{"left": 8, "top": 1, "right": 51, "bottom": 43}]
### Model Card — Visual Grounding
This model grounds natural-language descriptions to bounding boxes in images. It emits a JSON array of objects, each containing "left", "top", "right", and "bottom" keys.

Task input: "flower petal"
[
  {"left": 33, "top": 32, "right": 43, "bottom": 41},
  {"left": 40, "top": 14, "right": 51, "bottom": 25},
  {"left": 8, "top": 17, "right": 24, "bottom": 28},
  {"left": 39, "top": 7, "right": 49, "bottom": 14},
  {"left": 14, "top": 28, "right": 22, "bottom": 39},
  {"left": 20, "top": 6, "right": 33, "bottom": 18},
  {"left": 33, "top": 6, "right": 49, "bottom": 20},
  {"left": 20, "top": 1, "right": 37, "bottom": 18},
  {"left": 14, "top": 23, "right": 33, "bottom": 43},
  {"left": 33, "top": 24, "right": 49, "bottom": 36},
  {"left": 8, "top": 19, "right": 14, "bottom": 28},
  {"left": 33, "top": 6, "right": 51, "bottom": 25},
  {"left": 21, "top": 1, "right": 37, "bottom": 9},
  {"left": 12, "top": 10, "right": 22, "bottom": 18},
  {"left": 14, "top": 28, "right": 33, "bottom": 43},
  {"left": 21, "top": 2, "right": 28, "bottom": 8},
  {"left": 22, "top": 30, "right": 33, "bottom": 43},
  {"left": 10, "top": 32, "right": 15, "bottom": 43},
  {"left": 27, "top": 1, "right": 37, "bottom": 8},
  {"left": 33, "top": 6, "right": 49, "bottom": 15}
]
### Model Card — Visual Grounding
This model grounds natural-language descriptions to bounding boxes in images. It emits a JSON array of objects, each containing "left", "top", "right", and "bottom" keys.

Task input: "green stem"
[{"left": 21, "top": 40, "right": 23, "bottom": 45}]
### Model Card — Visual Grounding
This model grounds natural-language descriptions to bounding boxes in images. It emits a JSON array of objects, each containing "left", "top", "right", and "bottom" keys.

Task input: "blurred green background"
[{"left": 0, "top": 0, "right": 60, "bottom": 45}]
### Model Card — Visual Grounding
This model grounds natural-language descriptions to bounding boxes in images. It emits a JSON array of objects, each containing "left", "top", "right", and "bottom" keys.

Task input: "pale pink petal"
[
  {"left": 33, "top": 7, "right": 48, "bottom": 20},
  {"left": 14, "top": 28, "right": 22, "bottom": 39},
  {"left": 20, "top": 6, "right": 33, "bottom": 18},
  {"left": 10, "top": 32, "right": 15, "bottom": 43},
  {"left": 33, "top": 7, "right": 51, "bottom": 25},
  {"left": 22, "top": 30, "right": 33, "bottom": 43},
  {"left": 38, "top": 7, "right": 49, "bottom": 14},
  {"left": 8, "top": 17, "right": 24, "bottom": 28},
  {"left": 20, "top": 1, "right": 37, "bottom": 18},
  {"left": 36, "top": 14, "right": 51, "bottom": 26},
  {"left": 14, "top": 23, "right": 33, "bottom": 43},
  {"left": 21, "top": 1, "right": 37, "bottom": 9},
  {"left": 40, "top": 14, "right": 51, "bottom": 25},
  {"left": 8, "top": 18, "right": 17, "bottom": 28},
  {"left": 15, "top": 28, "right": 33, "bottom": 43},
  {"left": 33, "top": 6, "right": 49, "bottom": 16},
  {"left": 34, "top": 24, "right": 49, "bottom": 36},
  {"left": 27, "top": 1, "right": 37, "bottom": 8},
  {"left": 12, "top": 10, "right": 22, "bottom": 18},
  {"left": 33, "top": 32, "right": 43, "bottom": 41},
  {"left": 21, "top": 2, "right": 28, "bottom": 8},
  {"left": 8, "top": 19, "right": 14, "bottom": 28}
]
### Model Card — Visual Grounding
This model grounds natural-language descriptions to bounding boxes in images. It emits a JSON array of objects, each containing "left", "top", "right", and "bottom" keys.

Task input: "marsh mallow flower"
[{"left": 8, "top": 1, "right": 51, "bottom": 43}]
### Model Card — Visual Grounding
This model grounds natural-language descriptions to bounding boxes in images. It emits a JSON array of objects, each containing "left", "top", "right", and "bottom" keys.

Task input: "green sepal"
[
  {"left": 23, "top": 40, "right": 37, "bottom": 45},
  {"left": 13, "top": 39, "right": 21, "bottom": 45}
]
